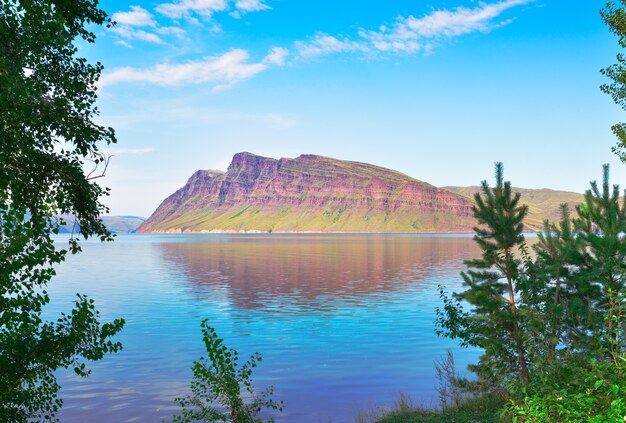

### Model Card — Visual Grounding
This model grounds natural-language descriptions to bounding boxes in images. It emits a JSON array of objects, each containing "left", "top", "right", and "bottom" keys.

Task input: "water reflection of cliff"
[{"left": 155, "top": 236, "right": 482, "bottom": 310}]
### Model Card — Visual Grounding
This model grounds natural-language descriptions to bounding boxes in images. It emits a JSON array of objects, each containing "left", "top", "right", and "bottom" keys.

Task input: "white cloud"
[
  {"left": 155, "top": 0, "right": 229, "bottom": 19},
  {"left": 109, "top": 0, "right": 271, "bottom": 44},
  {"left": 404, "top": 0, "right": 528, "bottom": 38},
  {"left": 100, "top": 47, "right": 285, "bottom": 89},
  {"left": 235, "top": 0, "right": 270, "bottom": 12},
  {"left": 155, "top": 0, "right": 270, "bottom": 21},
  {"left": 111, "top": 6, "right": 169, "bottom": 45},
  {"left": 111, "top": 25, "right": 165, "bottom": 44},
  {"left": 230, "top": 0, "right": 270, "bottom": 17},
  {"left": 112, "top": 6, "right": 156, "bottom": 27},
  {"left": 132, "top": 30, "right": 164, "bottom": 44},
  {"left": 296, "top": 33, "right": 369, "bottom": 58},
  {"left": 109, "top": 5, "right": 195, "bottom": 46},
  {"left": 263, "top": 47, "right": 288, "bottom": 66},
  {"left": 155, "top": 26, "right": 188, "bottom": 39},
  {"left": 297, "top": 0, "right": 533, "bottom": 58},
  {"left": 114, "top": 40, "right": 133, "bottom": 49}
]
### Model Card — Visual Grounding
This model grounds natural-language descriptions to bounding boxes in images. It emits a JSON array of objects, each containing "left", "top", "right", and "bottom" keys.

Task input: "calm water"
[{"left": 46, "top": 234, "right": 485, "bottom": 423}]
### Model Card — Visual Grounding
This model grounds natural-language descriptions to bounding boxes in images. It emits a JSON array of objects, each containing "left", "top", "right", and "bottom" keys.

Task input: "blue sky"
[{"left": 89, "top": 0, "right": 624, "bottom": 217}]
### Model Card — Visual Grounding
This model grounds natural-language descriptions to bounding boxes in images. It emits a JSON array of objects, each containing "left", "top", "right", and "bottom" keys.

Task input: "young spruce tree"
[
  {"left": 573, "top": 165, "right": 626, "bottom": 364},
  {"left": 505, "top": 166, "right": 626, "bottom": 420},
  {"left": 529, "top": 204, "right": 579, "bottom": 360},
  {"left": 436, "top": 162, "right": 531, "bottom": 388}
]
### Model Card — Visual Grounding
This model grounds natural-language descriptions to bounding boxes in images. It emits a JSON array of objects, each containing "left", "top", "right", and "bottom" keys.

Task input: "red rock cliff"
[{"left": 138, "top": 152, "right": 476, "bottom": 233}]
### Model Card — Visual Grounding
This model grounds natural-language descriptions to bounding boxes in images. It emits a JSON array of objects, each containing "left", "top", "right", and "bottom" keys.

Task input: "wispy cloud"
[
  {"left": 112, "top": 6, "right": 157, "bottom": 27},
  {"left": 111, "top": 5, "right": 180, "bottom": 46},
  {"left": 155, "top": 0, "right": 270, "bottom": 21},
  {"left": 156, "top": 0, "right": 228, "bottom": 19},
  {"left": 111, "top": 25, "right": 165, "bottom": 45},
  {"left": 296, "top": 33, "right": 369, "bottom": 59},
  {"left": 99, "top": 47, "right": 288, "bottom": 89},
  {"left": 296, "top": 0, "right": 533, "bottom": 58},
  {"left": 110, "top": 1, "right": 270, "bottom": 46},
  {"left": 262, "top": 47, "right": 288, "bottom": 66},
  {"left": 230, "top": 0, "right": 270, "bottom": 18},
  {"left": 235, "top": 0, "right": 270, "bottom": 12},
  {"left": 155, "top": 26, "right": 187, "bottom": 39},
  {"left": 114, "top": 40, "right": 133, "bottom": 49}
]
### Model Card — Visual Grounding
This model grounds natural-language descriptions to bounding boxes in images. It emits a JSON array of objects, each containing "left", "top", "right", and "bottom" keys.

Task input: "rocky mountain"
[
  {"left": 138, "top": 152, "right": 477, "bottom": 233},
  {"left": 138, "top": 153, "right": 587, "bottom": 234}
]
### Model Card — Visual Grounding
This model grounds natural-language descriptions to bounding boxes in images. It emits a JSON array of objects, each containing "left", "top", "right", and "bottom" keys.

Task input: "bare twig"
[{"left": 86, "top": 153, "right": 114, "bottom": 181}]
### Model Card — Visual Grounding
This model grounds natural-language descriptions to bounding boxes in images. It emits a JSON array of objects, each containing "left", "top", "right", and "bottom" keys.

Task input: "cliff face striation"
[{"left": 138, "top": 152, "right": 477, "bottom": 233}]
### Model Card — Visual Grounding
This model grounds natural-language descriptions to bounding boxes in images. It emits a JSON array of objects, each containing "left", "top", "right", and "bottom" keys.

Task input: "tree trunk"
[{"left": 505, "top": 249, "right": 530, "bottom": 382}]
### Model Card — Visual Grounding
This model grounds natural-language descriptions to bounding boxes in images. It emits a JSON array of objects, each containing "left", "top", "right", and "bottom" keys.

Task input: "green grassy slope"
[
  {"left": 151, "top": 204, "right": 475, "bottom": 233},
  {"left": 444, "top": 186, "right": 585, "bottom": 231}
]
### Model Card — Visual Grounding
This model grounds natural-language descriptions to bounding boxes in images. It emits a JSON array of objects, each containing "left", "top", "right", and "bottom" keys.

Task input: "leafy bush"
[
  {"left": 506, "top": 356, "right": 626, "bottom": 422},
  {"left": 173, "top": 320, "right": 283, "bottom": 423}
]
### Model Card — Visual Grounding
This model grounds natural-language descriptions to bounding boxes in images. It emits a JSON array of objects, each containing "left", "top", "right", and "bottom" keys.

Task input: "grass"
[
  {"left": 149, "top": 203, "right": 477, "bottom": 233},
  {"left": 360, "top": 393, "right": 507, "bottom": 423}
]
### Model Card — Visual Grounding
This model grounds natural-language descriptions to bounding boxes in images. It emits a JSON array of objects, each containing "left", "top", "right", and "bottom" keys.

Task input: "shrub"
[{"left": 173, "top": 320, "right": 283, "bottom": 423}]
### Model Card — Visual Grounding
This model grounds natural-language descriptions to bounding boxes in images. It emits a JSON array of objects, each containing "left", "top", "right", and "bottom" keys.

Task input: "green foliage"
[
  {"left": 506, "top": 356, "right": 626, "bottom": 422},
  {"left": 0, "top": 1, "right": 124, "bottom": 421},
  {"left": 436, "top": 162, "right": 531, "bottom": 387},
  {"left": 437, "top": 163, "right": 626, "bottom": 421},
  {"left": 173, "top": 320, "right": 283, "bottom": 423},
  {"left": 568, "top": 165, "right": 626, "bottom": 358},
  {"left": 601, "top": 1, "right": 626, "bottom": 161},
  {"left": 1, "top": 0, "right": 115, "bottom": 241}
]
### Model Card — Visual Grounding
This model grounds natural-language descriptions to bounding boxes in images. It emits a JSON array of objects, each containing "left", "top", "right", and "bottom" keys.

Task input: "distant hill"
[
  {"left": 56, "top": 215, "right": 145, "bottom": 234},
  {"left": 444, "top": 186, "right": 585, "bottom": 231},
  {"left": 138, "top": 152, "right": 477, "bottom": 233},
  {"left": 101, "top": 216, "right": 146, "bottom": 233}
]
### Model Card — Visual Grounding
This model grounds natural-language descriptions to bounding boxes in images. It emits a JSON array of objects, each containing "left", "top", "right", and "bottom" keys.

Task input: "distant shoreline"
[{"left": 139, "top": 229, "right": 477, "bottom": 235}]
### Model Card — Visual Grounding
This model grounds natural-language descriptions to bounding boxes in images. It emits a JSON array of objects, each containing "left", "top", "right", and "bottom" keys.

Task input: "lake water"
[{"left": 46, "top": 234, "right": 485, "bottom": 423}]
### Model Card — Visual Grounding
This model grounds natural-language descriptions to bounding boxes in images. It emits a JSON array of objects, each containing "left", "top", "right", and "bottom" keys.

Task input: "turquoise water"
[{"left": 46, "top": 234, "right": 483, "bottom": 422}]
